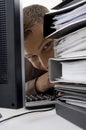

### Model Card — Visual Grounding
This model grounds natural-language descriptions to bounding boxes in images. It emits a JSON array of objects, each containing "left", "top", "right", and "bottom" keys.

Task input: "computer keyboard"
[{"left": 25, "top": 93, "right": 56, "bottom": 109}]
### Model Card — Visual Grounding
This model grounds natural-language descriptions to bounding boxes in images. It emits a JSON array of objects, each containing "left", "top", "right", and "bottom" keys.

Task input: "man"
[{"left": 24, "top": 4, "right": 55, "bottom": 96}]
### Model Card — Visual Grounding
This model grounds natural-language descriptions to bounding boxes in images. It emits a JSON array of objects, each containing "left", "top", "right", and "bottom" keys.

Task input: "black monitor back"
[{"left": 0, "top": 0, "right": 25, "bottom": 108}]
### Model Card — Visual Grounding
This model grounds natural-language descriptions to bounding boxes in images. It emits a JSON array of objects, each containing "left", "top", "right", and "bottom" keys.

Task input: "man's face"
[{"left": 24, "top": 23, "right": 54, "bottom": 71}]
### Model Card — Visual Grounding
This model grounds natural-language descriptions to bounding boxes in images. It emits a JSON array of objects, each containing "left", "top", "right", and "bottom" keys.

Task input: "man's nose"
[{"left": 38, "top": 55, "right": 48, "bottom": 70}]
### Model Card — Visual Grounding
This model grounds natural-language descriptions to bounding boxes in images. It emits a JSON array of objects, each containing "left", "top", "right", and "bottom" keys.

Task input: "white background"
[{"left": 23, "top": 0, "right": 62, "bottom": 9}]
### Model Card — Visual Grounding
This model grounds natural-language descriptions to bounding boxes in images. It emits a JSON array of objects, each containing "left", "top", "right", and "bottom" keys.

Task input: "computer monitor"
[{"left": 0, "top": 0, "right": 25, "bottom": 108}]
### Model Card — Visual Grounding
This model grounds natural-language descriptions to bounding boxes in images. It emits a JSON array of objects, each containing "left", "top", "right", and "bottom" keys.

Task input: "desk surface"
[{"left": 0, "top": 107, "right": 82, "bottom": 130}]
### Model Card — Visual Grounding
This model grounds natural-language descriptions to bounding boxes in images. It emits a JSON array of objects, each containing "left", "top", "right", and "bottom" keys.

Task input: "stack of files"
[
  {"left": 55, "top": 83, "right": 86, "bottom": 130},
  {"left": 43, "top": 0, "right": 86, "bottom": 129},
  {"left": 49, "top": 56, "right": 86, "bottom": 117},
  {"left": 49, "top": 57, "right": 86, "bottom": 129},
  {"left": 43, "top": 0, "right": 86, "bottom": 39}
]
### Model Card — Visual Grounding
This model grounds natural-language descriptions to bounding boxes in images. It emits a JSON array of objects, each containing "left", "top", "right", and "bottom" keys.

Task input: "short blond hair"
[{"left": 23, "top": 4, "right": 49, "bottom": 39}]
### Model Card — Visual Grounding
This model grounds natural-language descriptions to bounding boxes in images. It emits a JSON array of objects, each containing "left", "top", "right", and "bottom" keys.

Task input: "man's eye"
[{"left": 43, "top": 42, "right": 52, "bottom": 51}]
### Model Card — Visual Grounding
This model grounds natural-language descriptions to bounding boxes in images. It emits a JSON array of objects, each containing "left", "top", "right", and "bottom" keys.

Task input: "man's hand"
[{"left": 35, "top": 72, "right": 54, "bottom": 92}]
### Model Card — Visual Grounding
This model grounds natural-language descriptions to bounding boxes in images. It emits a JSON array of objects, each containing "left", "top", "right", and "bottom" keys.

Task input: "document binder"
[
  {"left": 44, "top": 17, "right": 86, "bottom": 39},
  {"left": 49, "top": 57, "right": 86, "bottom": 84},
  {"left": 53, "top": 27, "right": 86, "bottom": 58},
  {"left": 55, "top": 84, "right": 86, "bottom": 94},
  {"left": 55, "top": 100, "right": 86, "bottom": 130},
  {"left": 52, "top": 0, "right": 85, "bottom": 10},
  {"left": 44, "top": 1, "right": 86, "bottom": 39},
  {"left": 58, "top": 95, "right": 86, "bottom": 108}
]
